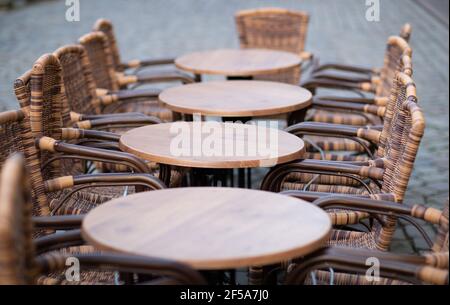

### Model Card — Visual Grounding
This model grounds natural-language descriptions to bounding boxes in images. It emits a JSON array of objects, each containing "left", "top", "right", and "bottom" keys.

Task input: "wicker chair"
[
  {"left": 0, "top": 154, "right": 205, "bottom": 285},
  {"left": 235, "top": 7, "right": 311, "bottom": 84},
  {"left": 294, "top": 36, "right": 412, "bottom": 162},
  {"left": 262, "top": 72, "right": 425, "bottom": 232},
  {"left": 310, "top": 23, "right": 412, "bottom": 86},
  {"left": 10, "top": 55, "right": 166, "bottom": 217},
  {"left": 79, "top": 31, "right": 193, "bottom": 121},
  {"left": 93, "top": 18, "right": 188, "bottom": 76},
  {"left": 286, "top": 196, "right": 448, "bottom": 285},
  {"left": 53, "top": 45, "right": 164, "bottom": 128},
  {"left": 22, "top": 53, "right": 181, "bottom": 186},
  {"left": 288, "top": 52, "right": 412, "bottom": 162},
  {"left": 303, "top": 36, "right": 413, "bottom": 127}
]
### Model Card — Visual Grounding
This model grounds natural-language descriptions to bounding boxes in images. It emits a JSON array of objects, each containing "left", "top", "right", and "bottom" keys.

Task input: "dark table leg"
[
  {"left": 194, "top": 74, "right": 202, "bottom": 82},
  {"left": 287, "top": 107, "right": 308, "bottom": 126},
  {"left": 159, "top": 164, "right": 172, "bottom": 187}
]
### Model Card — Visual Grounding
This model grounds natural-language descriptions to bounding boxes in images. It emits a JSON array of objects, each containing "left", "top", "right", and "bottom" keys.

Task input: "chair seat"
[
  {"left": 303, "top": 269, "right": 410, "bottom": 285},
  {"left": 282, "top": 180, "right": 379, "bottom": 225},
  {"left": 49, "top": 187, "right": 126, "bottom": 216},
  {"left": 304, "top": 135, "right": 369, "bottom": 153}
]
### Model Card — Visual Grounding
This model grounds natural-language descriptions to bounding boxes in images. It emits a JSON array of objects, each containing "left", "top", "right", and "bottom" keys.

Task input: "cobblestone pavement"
[{"left": 0, "top": 0, "right": 448, "bottom": 254}]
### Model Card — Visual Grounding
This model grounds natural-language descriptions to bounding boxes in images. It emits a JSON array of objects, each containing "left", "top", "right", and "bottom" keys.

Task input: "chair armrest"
[
  {"left": 286, "top": 122, "right": 381, "bottom": 144},
  {"left": 293, "top": 159, "right": 384, "bottom": 179},
  {"left": 34, "top": 229, "right": 84, "bottom": 254},
  {"left": 301, "top": 78, "right": 375, "bottom": 93},
  {"left": 74, "top": 116, "right": 162, "bottom": 129},
  {"left": 312, "top": 71, "right": 373, "bottom": 83},
  {"left": 313, "top": 62, "right": 377, "bottom": 75},
  {"left": 311, "top": 195, "right": 446, "bottom": 251},
  {"left": 116, "top": 70, "right": 194, "bottom": 86},
  {"left": 260, "top": 159, "right": 384, "bottom": 192},
  {"left": 120, "top": 57, "right": 175, "bottom": 70},
  {"left": 313, "top": 196, "right": 446, "bottom": 226},
  {"left": 313, "top": 99, "right": 386, "bottom": 117},
  {"left": 61, "top": 128, "right": 120, "bottom": 142},
  {"left": 286, "top": 247, "right": 448, "bottom": 285},
  {"left": 315, "top": 96, "right": 389, "bottom": 106},
  {"left": 33, "top": 214, "right": 84, "bottom": 230},
  {"left": 45, "top": 173, "right": 166, "bottom": 193},
  {"left": 37, "top": 137, "right": 150, "bottom": 173},
  {"left": 299, "top": 51, "right": 313, "bottom": 61},
  {"left": 69, "top": 111, "right": 148, "bottom": 122},
  {"left": 135, "top": 70, "right": 195, "bottom": 84},
  {"left": 44, "top": 173, "right": 165, "bottom": 216},
  {"left": 281, "top": 190, "right": 375, "bottom": 202},
  {"left": 36, "top": 252, "right": 206, "bottom": 285},
  {"left": 98, "top": 88, "right": 161, "bottom": 105}
]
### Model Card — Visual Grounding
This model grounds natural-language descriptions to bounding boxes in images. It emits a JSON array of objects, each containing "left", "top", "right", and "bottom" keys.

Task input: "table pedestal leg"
[
  {"left": 194, "top": 74, "right": 202, "bottom": 82},
  {"left": 287, "top": 107, "right": 308, "bottom": 126},
  {"left": 238, "top": 168, "right": 246, "bottom": 188},
  {"left": 159, "top": 164, "right": 172, "bottom": 187},
  {"left": 249, "top": 266, "right": 264, "bottom": 285}
]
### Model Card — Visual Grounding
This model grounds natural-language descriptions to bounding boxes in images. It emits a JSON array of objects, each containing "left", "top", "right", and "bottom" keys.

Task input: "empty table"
[
  {"left": 175, "top": 49, "right": 302, "bottom": 80},
  {"left": 159, "top": 80, "right": 312, "bottom": 118},
  {"left": 82, "top": 187, "right": 331, "bottom": 274},
  {"left": 119, "top": 122, "right": 305, "bottom": 186}
]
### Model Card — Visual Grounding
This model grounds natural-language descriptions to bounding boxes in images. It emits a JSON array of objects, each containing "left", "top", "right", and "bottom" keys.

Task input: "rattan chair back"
[
  {"left": 54, "top": 45, "right": 101, "bottom": 116},
  {"left": 368, "top": 73, "right": 424, "bottom": 250},
  {"left": 377, "top": 36, "right": 412, "bottom": 97},
  {"left": 235, "top": 7, "right": 309, "bottom": 55},
  {"left": 0, "top": 154, "right": 37, "bottom": 284},
  {"left": 378, "top": 72, "right": 424, "bottom": 203},
  {"left": 29, "top": 54, "right": 87, "bottom": 181},
  {"left": 3, "top": 78, "right": 51, "bottom": 217},
  {"left": 93, "top": 18, "right": 122, "bottom": 71},
  {"left": 79, "top": 32, "right": 119, "bottom": 91},
  {"left": 235, "top": 8, "right": 309, "bottom": 84}
]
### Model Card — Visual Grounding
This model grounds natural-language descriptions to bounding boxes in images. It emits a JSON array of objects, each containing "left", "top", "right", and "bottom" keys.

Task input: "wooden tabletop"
[
  {"left": 119, "top": 122, "right": 304, "bottom": 168},
  {"left": 82, "top": 187, "right": 331, "bottom": 270},
  {"left": 175, "top": 49, "right": 302, "bottom": 77},
  {"left": 159, "top": 80, "right": 312, "bottom": 117}
]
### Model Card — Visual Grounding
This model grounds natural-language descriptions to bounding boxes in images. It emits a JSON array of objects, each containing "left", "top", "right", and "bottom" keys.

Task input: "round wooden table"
[
  {"left": 159, "top": 80, "right": 312, "bottom": 118},
  {"left": 119, "top": 122, "right": 304, "bottom": 187},
  {"left": 175, "top": 49, "right": 302, "bottom": 78},
  {"left": 82, "top": 187, "right": 331, "bottom": 271},
  {"left": 119, "top": 122, "right": 304, "bottom": 168}
]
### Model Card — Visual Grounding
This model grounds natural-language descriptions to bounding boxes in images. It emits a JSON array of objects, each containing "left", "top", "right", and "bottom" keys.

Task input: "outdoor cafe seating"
[{"left": 0, "top": 6, "right": 448, "bottom": 286}]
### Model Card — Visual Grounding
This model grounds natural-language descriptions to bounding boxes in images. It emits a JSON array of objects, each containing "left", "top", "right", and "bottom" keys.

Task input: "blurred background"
[{"left": 0, "top": 0, "right": 448, "bottom": 254}]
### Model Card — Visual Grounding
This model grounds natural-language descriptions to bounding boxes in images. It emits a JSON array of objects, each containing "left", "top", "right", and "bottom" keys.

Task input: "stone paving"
[{"left": 0, "top": 0, "right": 448, "bottom": 254}]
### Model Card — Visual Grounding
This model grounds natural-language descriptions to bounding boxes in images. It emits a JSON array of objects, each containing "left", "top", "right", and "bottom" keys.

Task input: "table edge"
[
  {"left": 158, "top": 96, "right": 312, "bottom": 117},
  {"left": 119, "top": 136, "right": 305, "bottom": 169}
]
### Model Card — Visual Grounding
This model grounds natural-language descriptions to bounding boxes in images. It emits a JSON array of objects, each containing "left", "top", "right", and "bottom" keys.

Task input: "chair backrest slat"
[{"left": 1, "top": 81, "right": 50, "bottom": 217}]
